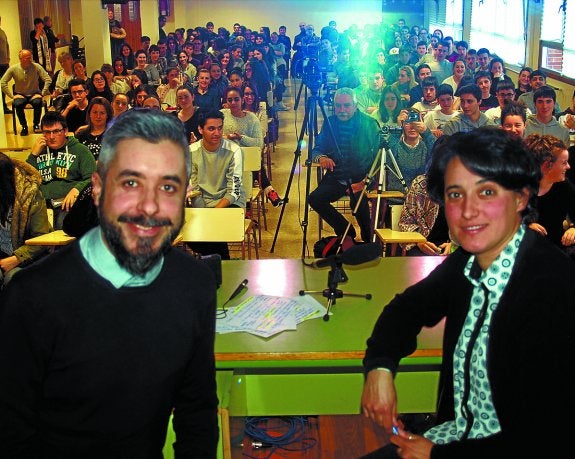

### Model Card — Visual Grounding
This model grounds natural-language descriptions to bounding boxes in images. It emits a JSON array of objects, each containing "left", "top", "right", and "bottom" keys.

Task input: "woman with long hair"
[
  {"left": 176, "top": 50, "right": 197, "bottom": 85},
  {"left": 120, "top": 43, "right": 135, "bottom": 72},
  {"left": 134, "top": 49, "right": 161, "bottom": 88},
  {"left": 75, "top": 97, "right": 113, "bottom": 160},
  {"left": 525, "top": 134, "right": 575, "bottom": 257},
  {"left": 0, "top": 152, "right": 51, "bottom": 286},
  {"left": 175, "top": 85, "right": 201, "bottom": 144},
  {"left": 489, "top": 57, "right": 514, "bottom": 96},
  {"left": 390, "top": 65, "right": 417, "bottom": 108},
  {"left": 442, "top": 58, "right": 466, "bottom": 93},
  {"left": 221, "top": 86, "right": 282, "bottom": 206},
  {"left": 217, "top": 50, "right": 234, "bottom": 77},
  {"left": 87, "top": 70, "right": 113, "bottom": 102},
  {"left": 209, "top": 62, "right": 229, "bottom": 99},
  {"left": 372, "top": 86, "right": 402, "bottom": 128},
  {"left": 515, "top": 67, "right": 533, "bottom": 100}
]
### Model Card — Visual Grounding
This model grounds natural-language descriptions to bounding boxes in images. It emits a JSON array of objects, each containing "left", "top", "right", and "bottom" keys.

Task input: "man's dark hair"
[
  {"left": 421, "top": 76, "right": 438, "bottom": 89},
  {"left": 467, "top": 48, "right": 477, "bottom": 56},
  {"left": 495, "top": 80, "right": 516, "bottom": 94},
  {"left": 477, "top": 47, "right": 490, "bottom": 56},
  {"left": 140, "top": 35, "right": 151, "bottom": 42},
  {"left": 33, "top": 17, "right": 43, "bottom": 26},
  {"left": 197, "top": 109, "right": 224, "bottom": 128},
  {"left": 416, "top": 63, "right": 431, "bottom": 76},
  {"left": 41, "top": 111, "right": 68, "bottom": 130},
  {"left": 457, "top": 84, "right": 482, "bottom": 102},
  {"left": 530, "top": 69, "right": 547, "bottom": 80},
  {"left": 68, "top": 78, "right": 87, "bottom": 90},
  {"left": 456, "top": 40, "right": 468, "bottom": 50},
  {"left": 501, "top": 100, "right": 527, "bottom": 124},
  {"left": 437, "top": 83, "right": 454, "bottom": 98},
  {"left": 149, "top": 44, "right": 159, "bottom": 53},
  {"left": 474, "top": 70, "right": 492, "bottom": 83},
  {"left": 533, "top": 85, "right": 556, "bottom": 103},
  {"left": 427, "top": 127, "right": 540, "bottom": 219},
  {"left": 99, "top": 109, "right": 190, "bottom": 179},
  {"left": 416, "top": 40, "right": 427, "bottom": 48},
  {"left": 100, "top": 64, "right": 114, "bottom": 74},
  {"left": 206, "top": 21, "right": 214, "bottom": 27}
]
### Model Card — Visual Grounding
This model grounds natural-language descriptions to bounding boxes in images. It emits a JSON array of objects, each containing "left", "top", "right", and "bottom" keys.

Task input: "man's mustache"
[{"left": 118, "top": 215, "right": 173, "bottom": 227}]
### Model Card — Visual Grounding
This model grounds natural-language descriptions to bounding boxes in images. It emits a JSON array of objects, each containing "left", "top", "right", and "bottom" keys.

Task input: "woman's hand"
[
  {"left": 361, "top": 369, "right": 398, "bottom": 432},
  {"left": 62, "top": 188, "right": 80, "bottom": 212},
  {"left": 528, "top": 222, "right": 547, "bottom": 236},
  {"left": 0, "top": 255, "right": 21, "bottom": 274},
  {"left": 390, "top": 430, "right": 434, "bottom": 459},
  {"left": 561, "top": 227, "right": 575, "bottom": 246}
]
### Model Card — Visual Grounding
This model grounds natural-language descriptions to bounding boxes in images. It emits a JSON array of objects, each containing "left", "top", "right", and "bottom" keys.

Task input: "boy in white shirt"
[{"left": 424, "top": 84, "right": 457, "bottom": 137}]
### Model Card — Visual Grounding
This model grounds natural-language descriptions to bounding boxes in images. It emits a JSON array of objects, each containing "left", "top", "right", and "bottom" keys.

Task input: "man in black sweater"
[{"left": 0, "top": 109, "right": 219, "bottom": 458}]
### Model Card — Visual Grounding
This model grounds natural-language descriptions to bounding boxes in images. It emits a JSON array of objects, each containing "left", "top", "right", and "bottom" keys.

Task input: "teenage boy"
[
  {"left": 524, "top": 85, "right": 570, "bottom": 145},
  {"left": 424, "top": 83, "right": 457, "bottom": 137},
  {"left": 474, "top": 70, "right": 498, "bottom": 111},
  {"left": 443, "top": 84, "right": 495, "bottom": 135}
]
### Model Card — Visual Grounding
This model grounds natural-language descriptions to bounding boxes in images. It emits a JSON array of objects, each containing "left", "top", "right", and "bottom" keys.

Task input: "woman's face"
[
  {"left": 229, "top": 73, "right": 244, "bottom": 88},
  {"left": 398, "top": 70, "right": 409, "bottom": 84},
  {"left": 377, "top": 52, "right": 385, "bottom": 65},
  {"left": 73, "top": 62, "right": 86, "bottom": 77},
  {"left": 168, "top": 40, "right": 176, "bottom": 51},
  {"left": 491, "top": 62, "right": 504, "bottom": 76},
  {"left": 131, "top": 74, "right": 142, "bottom": 87},
  {"left": 135, "top": 90, "right": 147, "bottom": 107},
  {"left": 220, "top": 53, "right": 230, "bottom": 66},
  {"left": 177, "top": 88, "right": 194, "bottom": 109},
  {"left": 245, "top": 65, "right": 253, "bottom": 78},
  {"left": 253, "top": 50, "right": 263, "bottom": 61},
  {"left": 122, "top": 46, "right": 131, "bottom": 57},
  {"left": 443, "top": 156, "right": 527, "bottom": 270},
  {"left": 243, "top": 87, "right": 255, "bottom": 107},
  {"left": 225, "top": 90, "right": 242, "bottom": 113},
  {"left": 114, "top": 60, "right": 124, "bottom": 74},
  {"left": 394, "top": 36, "right": 403, "bottom": 48},
  {"left": 519, "top": 70, "right": 531, "bottom": 87},
  {"left": 92, "top": 74, "right": 106, "bottom": 90},
  {"left": 501, "top": 115, "right": 526, "bottom": 138},
  {"left": 178, "top": 52, "right": 188, "bottom": 65},
  {"left": 545, "top": 149, "right": 570, "bottom": 183},
  {"left": 61, "top": 56, "right": 73, "bottom": 72},
  {"left": 198, "top": 72, "right": 210, "bottom": 89},
  {"left": 89, "top": 103, "right": 108, "bottom": 128},
  {"left": 383, "top": 92, "right": 398, "bottom": 112},
  {"left": 454, "top": 61, "right": 466, "bottom": 77},
  {"left": 210, "top": 65, "right": 222, "bottom": 80},
  {"left": 136, "top": 53, "right": 147, "bottom": 68}
]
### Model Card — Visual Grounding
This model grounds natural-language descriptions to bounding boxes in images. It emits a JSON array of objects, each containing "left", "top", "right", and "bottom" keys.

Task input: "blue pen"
[{"left": 392, "top": 426, "right": 399, "bottom": 435}]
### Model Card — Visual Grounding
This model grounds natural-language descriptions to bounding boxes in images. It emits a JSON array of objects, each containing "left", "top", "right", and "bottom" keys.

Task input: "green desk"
[{"left": 215, "top": 257, "right": 445, "bottom": 418}]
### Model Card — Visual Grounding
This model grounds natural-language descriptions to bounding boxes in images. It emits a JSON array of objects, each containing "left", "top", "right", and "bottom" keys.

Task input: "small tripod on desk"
[{"left": 299, "top": 259, "right": 372, "bottom": 321}]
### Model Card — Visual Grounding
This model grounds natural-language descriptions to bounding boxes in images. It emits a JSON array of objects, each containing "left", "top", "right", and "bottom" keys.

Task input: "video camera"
[
  {"left": 302, "top": 58, "right": 323, "bottom": 92},
  {"left": 379, "top": 125, "right": 403, "bottom": 147}
]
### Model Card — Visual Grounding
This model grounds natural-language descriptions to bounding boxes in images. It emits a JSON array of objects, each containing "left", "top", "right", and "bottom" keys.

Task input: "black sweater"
[
  {"left": 0, "top": 243, "right": 219, "bottom": 458},
  {"left": 364, "top": 230, "right": 575, "bottom": 458}
]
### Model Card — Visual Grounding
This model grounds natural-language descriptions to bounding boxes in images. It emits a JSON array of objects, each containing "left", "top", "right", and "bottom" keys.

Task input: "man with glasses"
[
  {"left": 27, "top": 111, "right": 95, "bottom": 229},
  {"left": 0, "top": 49, "right": 51, "bottom": 135},
  {"left": 485, "top": 81, "right": 523, "bottom": 124},
  {"left": 61, "top": 78, "right": 89, "bottom": 133}
]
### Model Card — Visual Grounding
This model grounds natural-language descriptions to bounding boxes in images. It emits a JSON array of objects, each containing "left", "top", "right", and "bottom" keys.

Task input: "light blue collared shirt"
[{"left": 79, "top": 227, "right": 163, "bottom": 289}]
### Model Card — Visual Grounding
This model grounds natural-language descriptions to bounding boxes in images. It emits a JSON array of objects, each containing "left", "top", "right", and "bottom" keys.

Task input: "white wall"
[{"left": 171, "top": 0, "right": 382, "bottom": 39}]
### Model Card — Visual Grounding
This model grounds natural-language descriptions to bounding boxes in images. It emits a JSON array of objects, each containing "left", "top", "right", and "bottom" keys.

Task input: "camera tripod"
[{"left": 270, "top": 60, "right": 338, "bottom": 258}]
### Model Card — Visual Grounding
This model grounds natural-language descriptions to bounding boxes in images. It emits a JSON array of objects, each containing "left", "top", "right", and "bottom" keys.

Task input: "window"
[
  {"left": 540, "top": 0, "right": 575, "bottom": 78},
  {"left": 469, "top": 0, "right": 526, "bottom": 67},
  {"left": 428, "top": 0, "right": 464, "bottom": 41}
]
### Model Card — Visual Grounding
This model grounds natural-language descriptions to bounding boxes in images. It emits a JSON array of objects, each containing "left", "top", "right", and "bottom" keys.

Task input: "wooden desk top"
[
  {"left": 375, "top": 228, "right": 427, "bottom": 244},
  {"left": 25, "top": 230, "right": 76, "bottom": 246},
  {"left": 215, "top": 257, "right": 445, "bottom": 365}
]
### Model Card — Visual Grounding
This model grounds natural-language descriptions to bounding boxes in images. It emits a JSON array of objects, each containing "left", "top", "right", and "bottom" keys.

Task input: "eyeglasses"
[
  {"left": 226, "top": 97, "right": 241, "bottom": 102},
  {"left": 71, "top": 90, "right": 85, "bottom": 95},
  {"left": 93, "top": 78, "right": 105, "bottom": 83},
  {"left": 42, "top": 128, "right": 65, "bottom": 136}
]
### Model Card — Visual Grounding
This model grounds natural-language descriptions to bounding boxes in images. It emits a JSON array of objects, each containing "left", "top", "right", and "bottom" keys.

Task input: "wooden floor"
[{"left": 230, "top": 415, "right": 390, "bottom": 459}]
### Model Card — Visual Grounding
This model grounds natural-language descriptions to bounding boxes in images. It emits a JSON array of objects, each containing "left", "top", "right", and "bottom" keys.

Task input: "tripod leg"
[{"left": 270, "top": 94, "right": 313, "bottom": 253}]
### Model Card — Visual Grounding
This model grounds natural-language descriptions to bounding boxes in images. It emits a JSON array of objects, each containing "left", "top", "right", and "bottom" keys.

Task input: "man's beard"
[{"left": 99, "top": 189, "right": 183, "bottom": 276}]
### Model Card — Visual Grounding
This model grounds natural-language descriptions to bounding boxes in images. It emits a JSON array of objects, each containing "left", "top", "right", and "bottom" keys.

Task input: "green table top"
[{"left": 215, "top": 257, "right": 445, "bottom": 366}]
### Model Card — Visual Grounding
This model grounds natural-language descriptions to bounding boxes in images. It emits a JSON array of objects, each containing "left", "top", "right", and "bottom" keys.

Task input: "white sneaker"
[{"left": 276, "top": 101, "right": 289, "bottom": 111}]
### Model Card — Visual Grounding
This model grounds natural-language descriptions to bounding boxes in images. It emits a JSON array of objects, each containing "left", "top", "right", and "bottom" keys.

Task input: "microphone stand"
[{"left": 299, "top": 259, "right": 372, "bottom": 321}]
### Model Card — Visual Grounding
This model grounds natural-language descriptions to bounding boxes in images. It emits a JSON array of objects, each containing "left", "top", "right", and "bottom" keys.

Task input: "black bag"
[{"left": 313, "top": 235, "right": 355, "bottom": 258}]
